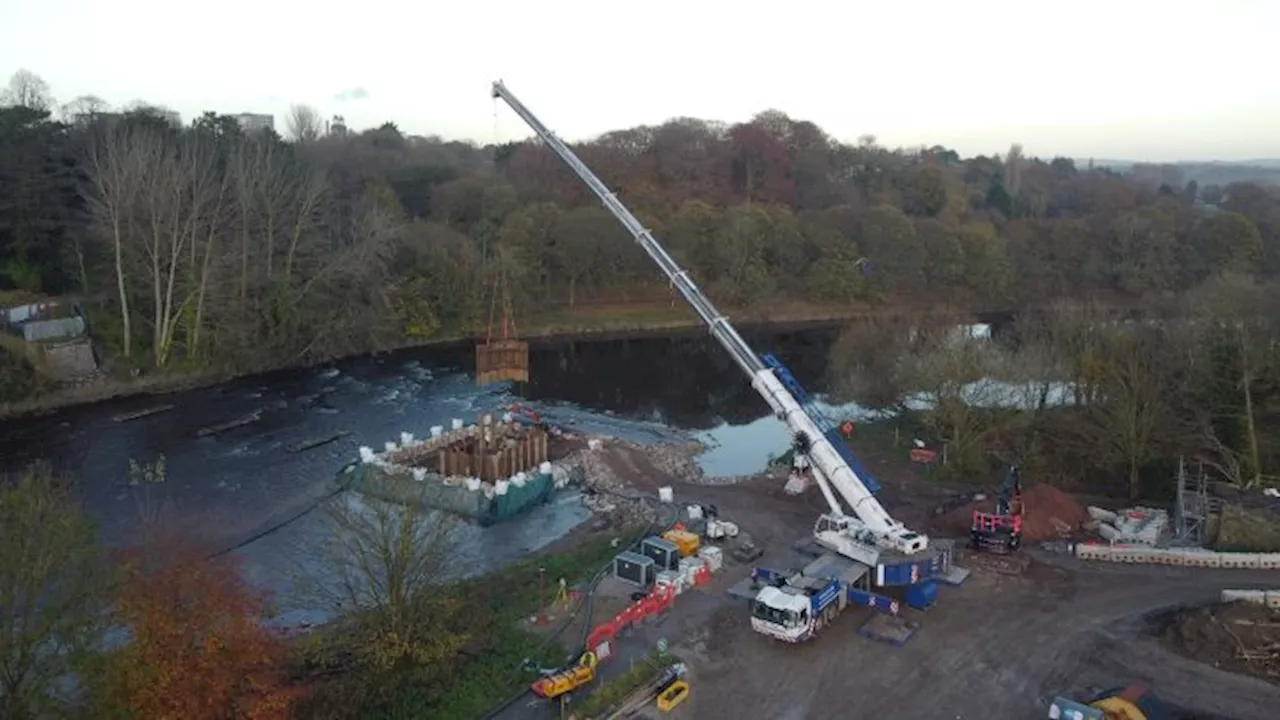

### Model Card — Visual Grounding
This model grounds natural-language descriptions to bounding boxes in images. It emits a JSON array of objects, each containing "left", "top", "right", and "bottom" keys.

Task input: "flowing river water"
[{"left": 0, "top": 327, "right": 844, "bottom": 623}]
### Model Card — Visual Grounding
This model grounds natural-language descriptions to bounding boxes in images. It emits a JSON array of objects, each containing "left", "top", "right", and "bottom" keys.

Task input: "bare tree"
[
  {"left": 897, "top": 328, "right": 1006, "bottom": 475},
  {"left": 59, "top": 94, "right": 110, "bottom": 123},
  {"left": 286, "top": 104, "right": 323, "bottom": 144},
  {"left": 298, "top": 494, "right": 467, "bottom": 695},
  {"left": 1073, "top": 328, "right": 1184, "bottom": 500},
  {"left": 2, "top": 69, "right": 53, "bottom": 112},
  {"left": 85, "top": 124, "right": 158, "bottom": 359},
  {"left": 1187, "top": 274, "right": 1278, "bottom": 489}
]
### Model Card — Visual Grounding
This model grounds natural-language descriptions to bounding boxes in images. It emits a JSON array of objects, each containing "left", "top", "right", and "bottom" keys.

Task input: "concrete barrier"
[
  {"left": 1075, "top": 544, "right": 1280, "bottom": 571},
  {"left": 1221, "top": 589, "right": 1268, "bottom": 604}
]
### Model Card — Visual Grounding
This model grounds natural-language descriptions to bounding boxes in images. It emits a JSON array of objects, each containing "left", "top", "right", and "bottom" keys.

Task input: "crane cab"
[{"left": 813, "top": 514, "right": 882, "bottom": 567}]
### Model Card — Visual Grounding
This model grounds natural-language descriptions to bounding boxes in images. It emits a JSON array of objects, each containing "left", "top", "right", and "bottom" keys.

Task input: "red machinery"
[{"left": 971, "top": 464, "right": 1024, "bottom": 554}]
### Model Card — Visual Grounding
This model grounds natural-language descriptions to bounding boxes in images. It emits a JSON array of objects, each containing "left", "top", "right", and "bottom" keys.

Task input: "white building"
[{"left": 235, "top": 113, "right": 275, "bottom": 133}]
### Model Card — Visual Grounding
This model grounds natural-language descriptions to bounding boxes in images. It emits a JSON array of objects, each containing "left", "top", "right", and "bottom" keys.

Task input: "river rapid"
[{"left": 0, "top": 327, "right": 843, "bottom": 623}]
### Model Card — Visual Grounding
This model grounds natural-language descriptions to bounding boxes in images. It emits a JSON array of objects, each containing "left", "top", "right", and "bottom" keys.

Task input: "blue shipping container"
[{"left": 904, "top": 581, "right": 937, "bottom": 610}]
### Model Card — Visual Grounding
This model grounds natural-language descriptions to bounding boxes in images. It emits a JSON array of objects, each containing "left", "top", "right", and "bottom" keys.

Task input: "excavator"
[{"left": 1049, "top": 685, "right": 1170, "bottom": 720}]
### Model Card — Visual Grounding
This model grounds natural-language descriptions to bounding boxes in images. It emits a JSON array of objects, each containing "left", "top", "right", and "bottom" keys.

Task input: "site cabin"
[{"left": 750, "top": 553, "right": 906, "bottom": 642}]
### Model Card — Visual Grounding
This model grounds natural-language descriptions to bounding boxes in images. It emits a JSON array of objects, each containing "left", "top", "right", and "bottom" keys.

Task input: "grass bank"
[
  {"left": 295, "top": 524, "right": 653, "bottom": 720},
  {"left": 0, "top": 300, "right": 863, "bottom": 421}
]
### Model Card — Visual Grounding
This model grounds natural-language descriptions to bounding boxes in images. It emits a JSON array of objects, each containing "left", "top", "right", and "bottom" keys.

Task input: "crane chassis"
[{"left": 491, "top": 81, "right": 953, "bottom": 641}]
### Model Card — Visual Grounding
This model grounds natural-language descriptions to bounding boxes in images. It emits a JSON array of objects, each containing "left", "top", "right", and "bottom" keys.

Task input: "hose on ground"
[{"left": 478, "top": 486, "right": 680, "bottom": 720}]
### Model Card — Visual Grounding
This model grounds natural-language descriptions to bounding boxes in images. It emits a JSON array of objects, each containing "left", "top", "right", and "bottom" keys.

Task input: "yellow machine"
[
  {"left": 1049, "top": 685, "right": 1168, "bottom": 720},
  {"left": 662, "top": 529, "right": 701, "bottom": 558},
  {"left": 531, "top": 652, "right": 598, "bottom": 700},
  {"left": 656, "top": 680, "right": 690, "bottom": 712}
]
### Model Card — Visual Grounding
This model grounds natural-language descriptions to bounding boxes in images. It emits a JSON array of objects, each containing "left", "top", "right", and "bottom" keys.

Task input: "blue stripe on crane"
[{"left": 759, "top": 353, "right": 882, "bottom": 495}]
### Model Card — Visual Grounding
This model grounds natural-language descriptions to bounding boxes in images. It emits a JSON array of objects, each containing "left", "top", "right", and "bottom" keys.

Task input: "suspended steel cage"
[{"left": 475, "top": 251, "right": 528, "bottom": 386}]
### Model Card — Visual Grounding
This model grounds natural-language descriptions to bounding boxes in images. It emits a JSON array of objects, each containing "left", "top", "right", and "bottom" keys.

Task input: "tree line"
[
  {"left": 828, "top": 275, "right": 1280, "bottom": 500},
  {"left": 2, "top": 68, "right": 1279, "bottom": 401}
]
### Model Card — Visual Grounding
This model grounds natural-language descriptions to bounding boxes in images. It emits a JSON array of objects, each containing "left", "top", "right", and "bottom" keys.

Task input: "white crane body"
[{"left": 490, "top": 82, "right": 947, "bottom": 636}]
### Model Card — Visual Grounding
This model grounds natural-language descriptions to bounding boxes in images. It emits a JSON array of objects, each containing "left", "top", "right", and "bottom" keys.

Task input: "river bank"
[{"left": 0, "top": 300, "right": 866, "bottom": 421}]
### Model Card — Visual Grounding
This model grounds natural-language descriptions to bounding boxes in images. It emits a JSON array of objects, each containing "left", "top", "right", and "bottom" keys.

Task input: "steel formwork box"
[
  {"left": 613, "top": 551, "right": 656, "bottom": 587},
  {"left": 641, "top": 536, "right": 681, "bottom": 572},
  {"left": 475, "top": 339, "right": 529, "bottom": 385}
]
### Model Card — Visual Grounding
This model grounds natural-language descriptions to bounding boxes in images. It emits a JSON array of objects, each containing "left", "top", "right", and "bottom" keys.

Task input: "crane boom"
[{"left": 491, "top": 81, "right": 928, "bottom": 557}]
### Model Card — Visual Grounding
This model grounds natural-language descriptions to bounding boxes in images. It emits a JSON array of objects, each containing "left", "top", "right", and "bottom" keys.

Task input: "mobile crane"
[{"left": 491, "top": 81, "right": 952, "bottom": 640}]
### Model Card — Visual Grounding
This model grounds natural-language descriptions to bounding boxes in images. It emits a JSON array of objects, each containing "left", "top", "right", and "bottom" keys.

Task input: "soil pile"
[
  {"left": 1163, "top": 602, "right": 1280, "bottom": 684},
  {"left": 931, "top": 483, "right": 1090, "bottom": 543},
  {"left": 1019, "top": 484, "right": 1092, "bottom": 542}
]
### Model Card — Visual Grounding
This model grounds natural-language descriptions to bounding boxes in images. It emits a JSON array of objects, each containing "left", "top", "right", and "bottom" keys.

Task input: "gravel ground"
[{"left": 530, "top": 439, "right": 1280, "bottom": 720}]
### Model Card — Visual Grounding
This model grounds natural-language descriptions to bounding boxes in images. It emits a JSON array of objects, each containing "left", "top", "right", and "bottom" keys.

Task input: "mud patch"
[{"left": 1159, "top": 602, "right": 1280, "bottom": 685}]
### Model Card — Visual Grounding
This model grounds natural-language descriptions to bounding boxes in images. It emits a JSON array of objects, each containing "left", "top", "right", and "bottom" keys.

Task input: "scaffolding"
[{"left": 1172, "top": 457, "right": 1209, "bottom": 546}]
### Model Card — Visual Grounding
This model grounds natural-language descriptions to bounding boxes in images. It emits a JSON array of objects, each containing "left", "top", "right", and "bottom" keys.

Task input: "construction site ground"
[{"left": 504, "top": 439, "right": 1280, "bottom": 719}]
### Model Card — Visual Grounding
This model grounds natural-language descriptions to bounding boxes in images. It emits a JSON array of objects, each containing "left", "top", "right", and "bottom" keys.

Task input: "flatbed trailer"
[{"left": 750, "top": 552, "right": 913, "bottom": 642}]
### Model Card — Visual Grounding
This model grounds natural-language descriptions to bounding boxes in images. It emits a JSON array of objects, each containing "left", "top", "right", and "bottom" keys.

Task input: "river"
[{"left": 0, "top": 326, "right": 845, "bottom": 622}]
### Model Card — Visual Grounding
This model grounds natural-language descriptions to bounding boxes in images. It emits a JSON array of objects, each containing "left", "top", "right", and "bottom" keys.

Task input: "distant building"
[
  {"left": 235, "top": 113, "right": 275, "bottom": 133},
  {"left": 327, "top": 114, "right": 348, "bottom": 137}
]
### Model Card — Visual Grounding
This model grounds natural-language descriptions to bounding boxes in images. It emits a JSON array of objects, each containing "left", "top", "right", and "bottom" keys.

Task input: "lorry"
[{"left": 750, "top": 552, "right": 907, "bottom": 642}]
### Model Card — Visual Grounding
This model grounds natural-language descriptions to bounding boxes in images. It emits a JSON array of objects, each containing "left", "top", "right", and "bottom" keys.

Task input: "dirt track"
[
  {"left": 646, "top": 480, "right": 1280, "bottom": 720},
  {"left": 508, "top": 441, "right": 1280, "bottom": 719}
]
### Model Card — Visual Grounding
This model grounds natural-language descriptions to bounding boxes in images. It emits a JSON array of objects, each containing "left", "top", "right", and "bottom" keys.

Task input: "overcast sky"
[{"left": 2, "top": 0, "right": 1277, "bottom": 162}]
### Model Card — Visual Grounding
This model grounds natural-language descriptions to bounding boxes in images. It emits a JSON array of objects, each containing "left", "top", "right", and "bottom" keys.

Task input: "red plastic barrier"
[{"left": 586, "top": 586, "right": 677, "bottom": 660}]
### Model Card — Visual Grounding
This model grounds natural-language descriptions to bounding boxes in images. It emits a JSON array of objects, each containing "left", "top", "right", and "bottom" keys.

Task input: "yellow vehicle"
[
  {"left": 1048, "top": 685, "right": 1168, "bottom": 720},
  {"left": 656, "top": 680, "right": 690, "bottom": 712},
  {"left": 531, "top": 652, "right": 598, "bottom": 700}
]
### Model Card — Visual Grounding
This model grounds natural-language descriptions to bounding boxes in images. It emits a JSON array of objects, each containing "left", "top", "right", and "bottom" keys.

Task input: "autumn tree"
[
  {"left": 902, "top": 165, "right": 949, "bottom": 217},
  {"left": 95, "top": 544, "right": 291, "bottom": 720},
  {"left": 1191, "top": 211, "right": 1263, "bottom": 277},
  {"left": 859, "top": 204, "right": 923, "bottom": 290},
  {"left": 827, "top": 317, "right": 911, "bottom": 410},
  {"left": 0, "top": 468, "right": 106, "bottom": 720}
]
